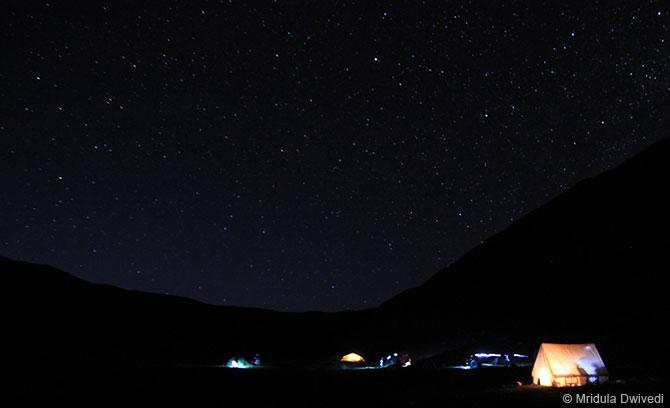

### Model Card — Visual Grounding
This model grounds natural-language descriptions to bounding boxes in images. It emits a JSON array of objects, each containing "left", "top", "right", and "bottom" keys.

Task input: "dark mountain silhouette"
[
  {"left": 374, "top": 136, "right": 668, "bottom": 366},
  {"left": 2, "top": 137, "right": 667, "bottom": 371},
  {"left": 1, "top": 255, "right": 349, "bottom": 366}
]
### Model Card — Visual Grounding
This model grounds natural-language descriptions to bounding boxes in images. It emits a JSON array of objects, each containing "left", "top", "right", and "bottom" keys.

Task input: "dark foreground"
[{"left": 8, "top": 365, "right": 664, "bottom": 407}]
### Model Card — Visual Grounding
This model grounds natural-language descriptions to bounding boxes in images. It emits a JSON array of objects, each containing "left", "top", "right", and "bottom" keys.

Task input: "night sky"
[{"left": 1, "top": 1, "right": 668, "bottom": 311}]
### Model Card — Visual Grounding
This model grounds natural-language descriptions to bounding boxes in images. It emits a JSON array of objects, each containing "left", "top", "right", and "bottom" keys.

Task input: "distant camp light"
[
  {"left": 225, "top": 356, "right": 255, "bottom": 369},
  {"left": 474, "top": 353, "right": 501, "bottom": 358},
  {"left": 340, "top": 352, "right": 365, "bottom": 363}
]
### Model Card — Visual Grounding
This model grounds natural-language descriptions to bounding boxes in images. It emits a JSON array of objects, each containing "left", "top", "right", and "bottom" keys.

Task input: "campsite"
[{"left": 12, "top": 357, "right": 663, "bottom": 407}]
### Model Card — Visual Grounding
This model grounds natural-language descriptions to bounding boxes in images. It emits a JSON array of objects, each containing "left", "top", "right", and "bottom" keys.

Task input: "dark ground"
[{"left": 7, "top": 365, "right": 665, "bottom": 407}]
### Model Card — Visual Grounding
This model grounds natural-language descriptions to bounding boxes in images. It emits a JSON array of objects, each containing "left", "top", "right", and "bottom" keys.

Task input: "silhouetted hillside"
[
  {"left": 377, "top": 137, "right": 668, "bottom": 365},
  {"left": 1, "top": 256, "right": 352, "bottom": 366}
]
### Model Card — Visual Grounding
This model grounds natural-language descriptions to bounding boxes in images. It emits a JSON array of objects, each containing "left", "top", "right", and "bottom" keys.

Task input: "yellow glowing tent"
[
  {"left": 340, "top": 352, "right": 365, "bottom": 363},
  {"left": 532, "top": 343, "right": 608, "bottom": 387}
]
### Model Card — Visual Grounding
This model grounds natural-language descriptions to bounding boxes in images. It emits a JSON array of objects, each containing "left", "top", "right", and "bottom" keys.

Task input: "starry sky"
[{"left": 1, "top": 1, "right": 668, "bottom": 311}]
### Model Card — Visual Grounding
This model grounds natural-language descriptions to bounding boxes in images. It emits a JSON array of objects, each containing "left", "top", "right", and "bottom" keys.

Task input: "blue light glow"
[{"left": 474, "top": 353, "right": 501, "bottom": 358}]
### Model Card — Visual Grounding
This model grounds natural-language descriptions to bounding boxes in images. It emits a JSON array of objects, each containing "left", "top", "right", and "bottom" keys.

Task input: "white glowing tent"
[{"left": 532, "top": 343, "right": 608, "bottom": 387}]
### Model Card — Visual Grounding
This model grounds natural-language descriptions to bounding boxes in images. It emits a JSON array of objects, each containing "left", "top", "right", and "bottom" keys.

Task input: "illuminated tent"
[
  {"left": 225, "top": 356, "right": 255, "bottom": 369},
  {"left": 340, "top": 352, "right": 365, "bottom": 363},
  {"left": 532, "top": 343, "right": 608, "bottom": 387}
]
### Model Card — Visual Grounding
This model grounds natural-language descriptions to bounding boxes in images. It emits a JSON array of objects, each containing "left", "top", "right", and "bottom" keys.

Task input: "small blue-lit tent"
[{"left": 225, "top": 356, "right": 255, "bottom": 369}]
